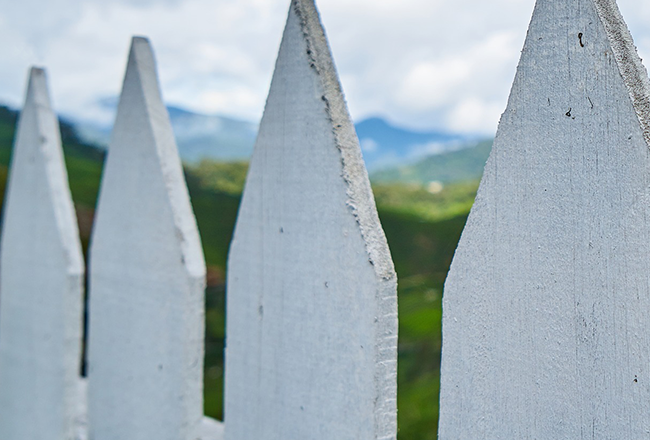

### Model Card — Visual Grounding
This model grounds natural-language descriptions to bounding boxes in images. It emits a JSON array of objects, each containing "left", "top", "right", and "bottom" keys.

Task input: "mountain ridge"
[{"left": 65, "top": 102, "right": 480, "bottom": 171}]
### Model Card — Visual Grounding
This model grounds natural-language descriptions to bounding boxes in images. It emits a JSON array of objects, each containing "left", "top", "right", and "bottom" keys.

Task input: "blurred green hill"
[
  {"left": 372, "top": 138, "right": 492, "bottom": 185},
  {"left": 0, "top": 105, "right": 479, "bottom": 440}
]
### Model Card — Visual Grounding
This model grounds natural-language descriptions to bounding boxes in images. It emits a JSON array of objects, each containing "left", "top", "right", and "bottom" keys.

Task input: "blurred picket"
[
  {"left": 85, "top": 36, "right": 211, "bottom": 440},
  {"left": 0, "top": 67, "right": 85, "bottom": 440}
]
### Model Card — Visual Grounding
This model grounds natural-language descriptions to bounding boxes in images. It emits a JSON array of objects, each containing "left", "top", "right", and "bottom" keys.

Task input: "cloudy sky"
[{"left": 1, "top": 0, "right": 649, "bottom": 135}]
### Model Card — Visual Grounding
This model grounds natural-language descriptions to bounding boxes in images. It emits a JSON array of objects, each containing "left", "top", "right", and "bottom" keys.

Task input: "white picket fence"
[
  {"left": 3, "top": 0, "right": 650, "bottom": 438},
  {"left": 0, "top": 0, "right": 397, "bottom": 440}
]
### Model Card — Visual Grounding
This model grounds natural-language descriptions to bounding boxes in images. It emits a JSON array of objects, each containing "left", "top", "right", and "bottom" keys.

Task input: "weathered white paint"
[
  {"left": 201, "top": 417, "right": 225, "bottom": 440},
  {"left": 439, "top": 0, "right": 650, "bottom": 438},
  {"left": 73, "top": 380, "right": 226, "bottom": 440},
  {"left": 87, "top": 37, "right": 207, "bottom": 440},
  {"left": 224, "top": 1, "right": 398, "bottom": 439},
  {"left": 74, "top": 379, "right": 88, "bottom": 440},
  {"left": 0, "top": 68, "right": 84, "bottom": 439}
]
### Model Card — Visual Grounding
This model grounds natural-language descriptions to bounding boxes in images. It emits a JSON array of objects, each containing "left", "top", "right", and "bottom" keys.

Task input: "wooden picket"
[
  {"left": 85, "top": 37, "right": 214, "bottom": 440},
  {"left": 224, "top": 1, "right": 398, "bottom": 439},
  {"left": 439, "top": 0, "right": 650, "bottom": 438},
  {"left": 0, "top": 68, "right": 85, "bottom": 440}
]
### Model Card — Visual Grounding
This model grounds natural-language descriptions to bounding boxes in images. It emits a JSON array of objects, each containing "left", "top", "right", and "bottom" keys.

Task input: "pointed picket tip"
[
  {"left": 225, "top": 1, "right": 397, "bottom": 439},
  {"left": 0, "top": 67, "right": 84, "bottom": 440},
  {"left": 25, "top": 68, "right": 55, "bottom": 116},
  {"left": 439, "top": 0, "right": 650, "bottom": 438},
  {"left": 11, "top": 67, "right": 84, "bottom": 274},
  {"left": 88, "top": 36, "right": 206, "bottom": 440},
  {"left": 107, "top": 35, "right": 206, "bottom": 278}
]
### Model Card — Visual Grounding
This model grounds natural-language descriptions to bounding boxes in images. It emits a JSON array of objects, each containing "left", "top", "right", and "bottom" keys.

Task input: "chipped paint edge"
[
  {"left": 593, "top": 0, "right": 650, "bottom": 148},
  {"left": 291, "top": 1, "right": 398, "bottom": 437}
]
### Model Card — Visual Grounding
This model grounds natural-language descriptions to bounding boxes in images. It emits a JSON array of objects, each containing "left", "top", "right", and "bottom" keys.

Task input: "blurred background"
[{"left": 0, "top": 0, "right": 648, "bottom": 438}]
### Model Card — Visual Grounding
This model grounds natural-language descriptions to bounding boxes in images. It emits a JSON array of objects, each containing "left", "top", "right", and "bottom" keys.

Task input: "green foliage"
[
  {"left": 204, "top": 285, "right": 226, "bottom": 418},
  {"left": 0, "top": 106, "right": 479, "bottom": 439},
  {"left": 373, "top": 181, "right": 478, "bottom": 222},
  {"left": 185, "top": 172, "right": 241, "bottom": 269},
  {"left": 0, "top": 107, "right": 17, "bottom": 149},
  {"left": 63, "top": 154, "right": 103, "bottom": 207},
  {"left": 189, "top": 160, "right": 249, "bottom": 196}
]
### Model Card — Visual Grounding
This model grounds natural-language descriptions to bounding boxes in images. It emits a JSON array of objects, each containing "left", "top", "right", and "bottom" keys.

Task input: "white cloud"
[
  {"left": 395, "top": 31, "right": 519, "bottom": 115},
  {"left": 397, "top": 59, "right": 473, "bottom": 110},
  {"left": 447, "top": 98, "right": 506, "bottom": 134},
  {"left": 0, "top": 0, "right": 649, "bottom": 135}
]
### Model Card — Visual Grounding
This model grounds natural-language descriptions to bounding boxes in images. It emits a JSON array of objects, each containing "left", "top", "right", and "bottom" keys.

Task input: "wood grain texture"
[{"left": 439, "top": 0, "right": 650, "bottom": 438}]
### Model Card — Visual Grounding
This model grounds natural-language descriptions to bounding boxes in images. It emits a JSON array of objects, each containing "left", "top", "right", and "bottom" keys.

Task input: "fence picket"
[
  {"left": 439, "top": 0, "right": 650, "bottom": 438},
  {"left": 0, "top": 68, "right": 85, "bottom": 440},
  {"left": 224, "top": 1, "right": 398, "bottom": 439},
  {"left": 86, "top": 37, "right": 209, "bottom": 440}
]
